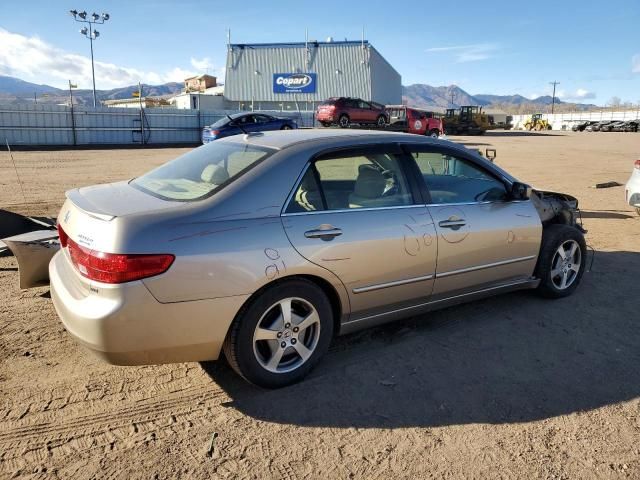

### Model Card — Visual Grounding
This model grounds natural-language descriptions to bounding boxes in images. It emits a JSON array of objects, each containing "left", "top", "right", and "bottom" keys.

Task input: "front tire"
[
  {"left": 338, "top": 114, "right": 350, "bottom": 128},
  {"left": 428, "top": 129, "right": 440, "bottom": 138},
  {"left": 223, "top": 279, "right": 334, "bottom": 388},
  {"left": 281, "top": 125, "right": 292, "bottom": 130},
  {"left": 376, "top": 115, "right": 386, "bottom": 127},
  {"left": 636, "top": 207, "right": 640, "bottom": 216},
  {"left": 534, "top": 224, "right": 586, "bottom": 298}
]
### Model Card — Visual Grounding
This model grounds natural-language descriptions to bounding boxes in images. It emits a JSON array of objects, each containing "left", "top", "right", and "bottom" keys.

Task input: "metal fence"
[
  {"left": 510, "top": 109, "right": 640, "bottom": 130},
  {"left": 0, "top": 104, "right": 317, "bottom": 146}
]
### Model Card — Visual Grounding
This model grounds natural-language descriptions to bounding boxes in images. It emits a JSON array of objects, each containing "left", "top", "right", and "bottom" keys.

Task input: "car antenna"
[{"left": 226, "top": 114, "right": 248, "bottom": 135}]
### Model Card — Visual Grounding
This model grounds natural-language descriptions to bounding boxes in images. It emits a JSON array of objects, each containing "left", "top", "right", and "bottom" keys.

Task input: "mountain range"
[
  {"left": 0, "top": 76, "right": 182, "bottom": 106},
  {"left": 401, "top": 84, "right": 595, "bottom": 112},
  {"left": 0, "top": 75, "right": 596, "bottom": 113}
]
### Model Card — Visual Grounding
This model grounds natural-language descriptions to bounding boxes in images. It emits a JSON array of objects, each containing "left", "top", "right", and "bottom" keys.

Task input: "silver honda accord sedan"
[{"left": 50, "top": 129, "right": 587, "bottom": 388}]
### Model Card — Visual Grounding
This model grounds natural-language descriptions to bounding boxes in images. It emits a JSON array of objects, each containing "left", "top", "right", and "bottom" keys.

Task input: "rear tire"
[
  {"left": 338, "top": 114, "right": 350, "bottom": 128},
  {"left": 223, "top": 279, "right": 334, "bottom": 388},
  {"left": 376, "top": 115, "right": 386, "bottom": 127},
  {"left": 534, "top": 224, "right": 586, "bottom": 299},
  {"left": 428, "top": 129, "right": 440, "bottom": 138},
  {"left": 636, "top": 207, "right": 640, "bottom": 216},
  {"left": 281, "top": 125, "right": 292, "bottom": 130}
]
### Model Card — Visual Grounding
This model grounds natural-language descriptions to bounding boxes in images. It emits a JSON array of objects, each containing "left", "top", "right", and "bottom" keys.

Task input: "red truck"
[{"left": 385, "top": 105, "right": 444, "bottom": 137}]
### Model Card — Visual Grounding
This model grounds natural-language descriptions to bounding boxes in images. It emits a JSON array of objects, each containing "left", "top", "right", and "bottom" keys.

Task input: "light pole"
[{"left": 69, "top": 9, "right": 110, "bottom": 108}]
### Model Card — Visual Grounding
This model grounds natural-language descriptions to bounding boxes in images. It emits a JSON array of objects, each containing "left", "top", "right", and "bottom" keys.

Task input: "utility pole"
[
  {"left": 549, "top": 80, "right": 560, "bottom": 114},
  {"left": 138, "top": 82, "right": 145, "bottom": 145},
  {"left": 69, "top": 9, "right": 110, "bottom": 108},
  {"left": 450, "top": 90, "right": 456, "bottom": 107},
  {"left": 69, "top": 80, "right": 78, "bottom": 146}
]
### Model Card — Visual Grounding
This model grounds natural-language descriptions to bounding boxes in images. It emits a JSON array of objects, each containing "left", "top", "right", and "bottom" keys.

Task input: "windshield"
[{"left": 131, "top": 142, "right": 275, "bottom": 201}]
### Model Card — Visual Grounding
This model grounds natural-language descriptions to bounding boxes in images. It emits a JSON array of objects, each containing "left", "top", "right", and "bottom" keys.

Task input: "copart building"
[{"left": 223, "top": 39, "right": 401, "bottom": 111}]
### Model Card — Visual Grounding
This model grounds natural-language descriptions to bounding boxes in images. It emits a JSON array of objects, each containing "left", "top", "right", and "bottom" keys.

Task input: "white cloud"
[
  {"left": 557, "top": 88, "right": 596, "bottom": 101},
  {"left": 632, "top": 54, "right": 640, "bottom": 73},
  {"left": 0, "top": 28, "right": 223, "bottom": 89},
  {"left": 425, "top": 43, "right": 499, "bottom": 62},
  {"left": 190, "top": 57, "right": 212, "bottom": 71}
]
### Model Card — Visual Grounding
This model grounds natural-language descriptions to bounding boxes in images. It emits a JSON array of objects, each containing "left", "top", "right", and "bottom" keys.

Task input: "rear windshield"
[
  {"left": 209, "top": 117, "right": 231, "bottom": 128},
  {"left": 131, "top": 142, "right": 275, "bottom": 201}
]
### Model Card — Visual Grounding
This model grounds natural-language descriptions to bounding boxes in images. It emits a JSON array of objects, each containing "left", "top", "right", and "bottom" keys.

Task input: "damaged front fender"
[{"left": 530, "top": 189, "right": 585, "bottom": 232}]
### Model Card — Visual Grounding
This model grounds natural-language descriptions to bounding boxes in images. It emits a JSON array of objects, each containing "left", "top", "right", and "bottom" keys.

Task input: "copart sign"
[{"left": 273, "top": 73, "right": 317, "bottom": 93}]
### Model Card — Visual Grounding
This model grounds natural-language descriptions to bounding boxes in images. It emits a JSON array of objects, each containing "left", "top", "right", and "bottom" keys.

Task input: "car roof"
[
  {"left": 217, "top": 129, "right": 507, "bottom": 176},
  {"left": 218, "top": 128, "right": 435, "bottom": 150}
]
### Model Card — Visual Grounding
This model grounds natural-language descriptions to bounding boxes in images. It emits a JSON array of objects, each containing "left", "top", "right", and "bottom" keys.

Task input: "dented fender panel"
[{"left": 3, "top": 230, "right": 60, "bottom": 289}]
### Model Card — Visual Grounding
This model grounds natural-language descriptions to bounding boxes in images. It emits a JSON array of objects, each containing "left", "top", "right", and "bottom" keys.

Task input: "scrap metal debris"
[
  {"left": 206, "top": 432, "right": 219, "bottom": 458},
  {"left": 0, "top": 209, "right": 58, "bottom": 288},
  {"left": 590, "top": 181, "right": 623, "bottom": 189},
  {"left": 2, "top": 231, "right": 60, "bottom": 289},
  {"left": 0, "top": 209, "right": 56, "bottom": 239}
]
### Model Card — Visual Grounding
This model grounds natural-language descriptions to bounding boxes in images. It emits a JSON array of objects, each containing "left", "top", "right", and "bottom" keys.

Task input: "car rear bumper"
[{"left": 49, "top": 250, "right": 249, "bottom": 365}]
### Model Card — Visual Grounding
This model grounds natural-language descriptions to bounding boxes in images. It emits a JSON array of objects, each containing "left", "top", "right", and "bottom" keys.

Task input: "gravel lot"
[{"left": 1, "top": 131, "right": 639, "bottom": 479}]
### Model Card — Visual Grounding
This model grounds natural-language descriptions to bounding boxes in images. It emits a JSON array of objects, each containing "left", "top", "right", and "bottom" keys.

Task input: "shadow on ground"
[
  {"left": 203, "top": 250, "right": 640, "bottom": 428},
  {"left": 481, "top": 131, "right": 567, "bottom": 137},
  {"left": 580, "top": 210, "right": 635, "bottom": 220}
]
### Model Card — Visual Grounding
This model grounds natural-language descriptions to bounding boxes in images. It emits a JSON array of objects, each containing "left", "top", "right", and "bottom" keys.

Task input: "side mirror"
[
  {"left": 510, "top": 182, "right": 532, "bottom": 200},
  {"left": 485, "top": 148, "right": 497, "bottom": 162}
]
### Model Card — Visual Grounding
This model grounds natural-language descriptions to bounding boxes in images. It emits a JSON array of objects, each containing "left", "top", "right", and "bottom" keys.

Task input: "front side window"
[
  {"left": 132, "top": 142, "right": 274, "bottom": 201},
  {"left": 410, "top": 151, "right": 507, "bottom": 204},
  {"left": 286, "top": 151, "right": 413, "bottom": 213}
]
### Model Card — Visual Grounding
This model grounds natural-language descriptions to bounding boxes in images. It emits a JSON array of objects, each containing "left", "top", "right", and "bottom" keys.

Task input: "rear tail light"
[
  {"left": 58, "top": 226, "right": 174, "bottom": 284},
  {"left": 57, "top": 223, "right": 68, "bottom": 247},
  {"left": 212, "top": 130, "right": 220, "bottom": 135},
  {"left": 635, "top": 160, "right": 640, "bottom": 170}
]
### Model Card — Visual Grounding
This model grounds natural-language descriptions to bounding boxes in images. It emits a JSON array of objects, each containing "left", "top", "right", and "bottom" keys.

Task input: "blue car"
[{"left": 202, "top": 113, "right": 297, "bottom": 143}]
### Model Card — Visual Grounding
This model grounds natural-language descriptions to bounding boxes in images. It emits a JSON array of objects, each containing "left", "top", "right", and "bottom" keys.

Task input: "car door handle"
[
  {"left": 438, "top": 219, "right": 466, "bottom": 229},
  {"left": 304, "top": 226, "right": 343, "bottom": 240}
]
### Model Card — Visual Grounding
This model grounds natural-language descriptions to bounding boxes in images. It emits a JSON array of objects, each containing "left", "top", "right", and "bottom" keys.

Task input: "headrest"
[
  {"left": 201, "top": 164, "right": 230, "bottom": 184},
  {"left": 354, "top": 164, "right": 386, "bottom": 199}
]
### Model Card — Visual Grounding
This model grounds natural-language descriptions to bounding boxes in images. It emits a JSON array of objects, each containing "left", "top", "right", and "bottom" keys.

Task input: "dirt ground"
[{"left": 1, "top": 131, "right": 639, "bottom": 479}]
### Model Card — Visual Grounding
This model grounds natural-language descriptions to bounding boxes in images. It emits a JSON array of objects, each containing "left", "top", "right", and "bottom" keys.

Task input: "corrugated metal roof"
[
  {"left": 224, "top": 41, "right": 401, "bottom": 104},
  {"left": 230, "top": 40, "right": 368, "bottom": 49}
]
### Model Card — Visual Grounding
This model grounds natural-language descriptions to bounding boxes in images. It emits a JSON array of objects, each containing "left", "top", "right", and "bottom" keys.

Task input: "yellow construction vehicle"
[
  {"left": 443, "top": 106, "right": 491, "bottom": 135},
  {"left": 524, "top": 113, "right": 552, "bottom": 131}
]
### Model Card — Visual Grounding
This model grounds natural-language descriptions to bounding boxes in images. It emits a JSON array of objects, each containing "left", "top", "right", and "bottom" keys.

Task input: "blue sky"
[{"left": 1, "top": 0, "right": 638, "bottom": 105}]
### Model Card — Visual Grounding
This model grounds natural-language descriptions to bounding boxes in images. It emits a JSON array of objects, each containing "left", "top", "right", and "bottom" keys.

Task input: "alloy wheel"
[
  {"left": 550, "top": 239, "right": 582, "bottom": 290},
  {"left": 252, "top": 297, "right": 321, "bottom": 373}
]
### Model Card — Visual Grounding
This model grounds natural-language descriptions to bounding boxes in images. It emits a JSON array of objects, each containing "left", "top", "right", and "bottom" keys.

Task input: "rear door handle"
[
  {"left": 438, "top": 219, "right": 466, "bottom": 229},
  {"left": 304, "top": 226, "right": 343, "bottom": 240}
]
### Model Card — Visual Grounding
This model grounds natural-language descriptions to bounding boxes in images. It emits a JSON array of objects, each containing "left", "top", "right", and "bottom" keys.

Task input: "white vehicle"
[{"left": 626, "top": 160, "right": 640, "bottom": 216}]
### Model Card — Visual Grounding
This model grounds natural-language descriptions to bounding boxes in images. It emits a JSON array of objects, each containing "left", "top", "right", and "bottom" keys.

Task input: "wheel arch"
[{"left": 228, "top": 274, "right": 347, "bottom": 340}]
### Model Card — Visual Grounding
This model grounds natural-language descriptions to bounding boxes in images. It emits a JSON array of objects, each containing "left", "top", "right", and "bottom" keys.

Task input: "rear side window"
[
  {"left": 286, "top": 151, "right": 414, "bottom": 213},
  {"left": 132, "top": 142, "right": 274, "bottom": 201},
  {"left": 410, "top": 151, "right": 507, "bottom": 204}
]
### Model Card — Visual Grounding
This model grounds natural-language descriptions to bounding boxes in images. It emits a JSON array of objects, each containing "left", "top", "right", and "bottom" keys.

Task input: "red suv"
[{"left": 316, "top": 97, "right": 388, "bottom": 127}]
